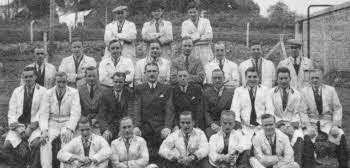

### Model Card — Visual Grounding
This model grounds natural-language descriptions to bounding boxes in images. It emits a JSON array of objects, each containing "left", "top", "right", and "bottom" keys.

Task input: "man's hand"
[
  {"left": 61, "top": 129, "right": 74, "bottom": 143},
  {"left": 133, "top": 127, "right": 142, "bottom": 136},
  {"left": 41, "top": 130, "right": 49, "bottom": 145},
  {"left": 89, "top": 158, "right": 98, "bottom": 164},
  {"left": 102, "top": 130, "right": 113, "bottom": 141},
  {"left": 115, "top": 163, "right": 128, "bottom": 168},
  {"left": 172, "top": 126, "right": 179, "bottom": 132},
  {"left": 76, "top": 73, "right": 85, "bottom": 80},
  {"left": 211, "top": 123, "right": 220, "bottom": 132},
  {"left": 180, "top": 156, "right": 193, "bottom": 166},
  {"left": 78, "top": 156, "right": 91, "bottom": 165},
  {"left": 161, "top": 128, "right": 171, "bottom": 139},
  {"left": 124, "top": 70, "right": 131, "bottom": 75}
]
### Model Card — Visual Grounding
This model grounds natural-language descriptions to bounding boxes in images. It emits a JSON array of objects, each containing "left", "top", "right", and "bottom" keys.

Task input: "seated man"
[
  {"left": 250, "top": 114, "right": 299, "bottom": 168},
  {"left": 159, "top": 111, "right": 209, "bottom": 168},
  {"left": 57, "top": 117, "right": 111, "bottom": 168},
  {"left": 209, "top": 110, "right": 252, "bottom": 168},
  {"left": 301, "top": 68, "right": 348, "bottom": 168},
  {"left": 110, "top": 116, "right": 150, "bottom": 168}
]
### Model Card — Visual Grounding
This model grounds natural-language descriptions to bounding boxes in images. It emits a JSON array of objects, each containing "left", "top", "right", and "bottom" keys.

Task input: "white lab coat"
[
  {"left": 98, "top": 56, "right": 134, "bottom": 87},
  {"left": 181, "top": 18, "right": 213, "bottom": 65},
  {"left": 6, "top": 84, "right": 47, "bottom": 148},
  {"left": 209, "top": 129, "right": 252, "bottom": 167},
  {"left": 159, "top": 128, "right": 209, "bottom": 161},
  {"left": 23, "top": 62, "right": 57, "bottom": 89},
  {"left": 205, "top": 58, "right": 240, "bottom": 87},
  {"left": 57, "top": 134, "right": 111, "bottom": 168},
  {"left": 104, "top": 20, "right": 137, "bottom": 60},
  {"left": 59, "top": 55, "right": 97, "bottom": 88},
  {"left": 134, "top": 57, "right": 171, "bottom": 85},
  {"left": 110, "top": 136, "right": 149, "bottom": 168},
  {"left": 278, "top": 56, "right": 314, "bottom": 90},
  {"left": 142, "top": 19, "right": 173, "bottom": 59},
  {"left": 239, "top": 58, "right": 276, "bottom": 89}
]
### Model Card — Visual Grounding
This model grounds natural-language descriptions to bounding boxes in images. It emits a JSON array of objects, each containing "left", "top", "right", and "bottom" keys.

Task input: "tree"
[{"left": 267, "top": 1, "right": 295, "bottom": 28}]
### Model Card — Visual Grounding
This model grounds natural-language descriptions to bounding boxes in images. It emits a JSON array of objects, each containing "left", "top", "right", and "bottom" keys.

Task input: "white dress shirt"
[
  {"left": 99, "top": 56, "right": 134, "bottom": 87},
  {"left": 205, "top": 58, "right": 240, "bottom": 87}
]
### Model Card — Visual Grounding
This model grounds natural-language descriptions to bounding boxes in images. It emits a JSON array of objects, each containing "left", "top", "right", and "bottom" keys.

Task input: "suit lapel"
[{"left": 307, "top": 87, "right": 316, "bottom": 110}]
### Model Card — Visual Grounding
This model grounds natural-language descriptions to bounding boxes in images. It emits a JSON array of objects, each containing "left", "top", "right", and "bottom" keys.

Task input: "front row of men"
[{"left": 3, "top": 62, "right": 348, "bottom": 168}]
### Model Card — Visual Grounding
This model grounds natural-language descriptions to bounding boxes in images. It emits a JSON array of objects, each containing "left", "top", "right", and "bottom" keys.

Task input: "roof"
[{"left": 297, "top": 1, "right": 350, "bottom": 22}]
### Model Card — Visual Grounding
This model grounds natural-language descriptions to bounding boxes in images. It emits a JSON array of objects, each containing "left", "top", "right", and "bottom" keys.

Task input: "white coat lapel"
[
  {"left": 31, "top": 85, "right": 39, "bottom": 114},
  {"left": 321, "top": 85, "right": 327, "bottom": 113},
  {"left": 262, "top": 134, "right": 272, "bottom": 155},
  {"left": 61, "top": 88, "right": 70, "bottom": 105},
  {"left": 273, "top": 90, "right": 283, "bottom": 113},
  {"left": 307, "top": 87, "right": 316, "bottom": 112},
  {"left": 17, "top": 86, "right": 25, "bottom": 118},
  {"left": 244, "top": 87, "right": 252, "bottom": 119}
]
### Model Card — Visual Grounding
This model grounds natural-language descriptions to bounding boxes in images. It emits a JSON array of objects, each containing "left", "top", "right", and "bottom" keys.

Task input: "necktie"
[
  {"left": 249, "top": 87, "right": 258, "bottom": 126},
  {"left": 37, "top": 66, "right": 42, "bottom": 77},
  {"left": 155, "top": 20, "right": 160, "bottom": 33},
  {"left": 282, "top": 89, "right": 288, "bottom": 111},
  {"left": 26, "top": 87, "right": 32, "bottom": 97},
  {"left": 314, "top": 87, "right": 323, "bottom": 115},
  {"left": 185, "top": 56, "right": 189, "bottom": 71},
  {"left": 125, "top": 138, "right": 130, "bottom": 151},
  {"left": 115, "top": 91, "right": 121, "bottom": 102},
  {"left": 294, "top": 58, "right": 300, "bottom": 75},
  {"left": 150, "top": 84, "right": 155, "bottom": 93},
  {"left": 89, "top": 86, "right": 94, "bottom": 99},
  {"left": 219, "top": 60, "right": 224, "bottom": 70},
  {"left": 184, "top": 133, "right": 190, "bottom": 149},
  {"left": 222, "top": 134, "right": 229, "bottom": 154}
]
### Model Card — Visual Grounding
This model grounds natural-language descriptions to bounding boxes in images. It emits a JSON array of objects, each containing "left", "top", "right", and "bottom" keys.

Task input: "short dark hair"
[
  {"left": 144, "top": 62, "right": 159, "bottom": 72},
  {"left": 187, "top": 2, "right": 199, "bottom": 11},
  {"left": 86, "top": 66, "right": 96, "bottom": 71},
  {"left": 78, "top": 116, "right": 91, "bottom": 126},
  {"left": 276, "top": 67, "right": 291, "bottom": 78},
  {"left": 179, "top": 111, "right": 193, "bottom": 120},
  {"left": 212, "top": 68, "right": 225, "bottom": 76},
  {"left": 220, "top": 110, "right": 235, "bottom": 120},
  {"left": 71, "top": 38, "right": 83, "bottom": 45},
  {"left": 250, "top": 41, "right": 262, "bottom": 48},
  {"left": 245, "top": 67, "right": 258, "bottom": 76},
  {"left": 23, "top": 66, "right": 36, "bottom": 73},
  {"left": 182, "top": 36, "right": 193, "bottom": 43},
  {"left": 310, "top": 67, "right": 324, "bottom": 74},
  {"left": 120, "top": 116, "right": 134, "bottom": 125},
  {"left": 55, "top": 71, "right": 67, "bottom": 78},
  {"left": 261, "top": 114, "right": 275, "bottom": 122},
  {"left": 111, "top": 72, "right": 126, "bottom": 80},
  {"left": 108, "top": 39, "right": 123, "bottom": 48},
  {"left": 150, "top": 41, "right": 161, "bottom": 47}
]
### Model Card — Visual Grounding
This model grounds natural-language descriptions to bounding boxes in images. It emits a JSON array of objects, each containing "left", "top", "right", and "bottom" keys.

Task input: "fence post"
[{"left": 30, "top": 20, "right": 36, "bottom": 43}]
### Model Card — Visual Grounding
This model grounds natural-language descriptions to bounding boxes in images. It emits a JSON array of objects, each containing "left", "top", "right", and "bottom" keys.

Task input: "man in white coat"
[
  {"left": 159, "top": 111, "right": 210, "bottom": 168},
  {"left": 142, "top": 1, "right": 173, "bottom": 59},
  {"left": 181, "top": 3, "right": 213, "bottom": 66},
  {"left": 3, "top": 67, "right": 47, "bottom": 168},
  {"left": 23, "top": 47, "right": 56, "bottom": 88},
  {"left": 40, "top": 72, "right": 82, "bottom": 168},
  {"left": 99, "top": 39, "right": 134, "bottom": 88},
  {"left": 59, "top": 40, "right": 97, "bottom": 88},
  {"left": 239, "top": 43, "right": 276, "bottom": 88},
  {"left": 110, "top": 116, "right": 150, "bottom": 168},
  {"left": 205, "top": 42, "right": 240, "bottom": 87},
  {"left": 278, "top": 39, "right": 314, "bottom": 90},
  {"left": 57, "top": 117, "right": 111, "bottom": 168},
  {"left": 250, "top": 114, "right": 299, "bottom": 168},
  {"left": 209, "top": 110, "right": 252, "bottom": 168},
  {"left": 104, "top": 5, "right": 137, "bottom": 61},
  {"left": 301, "top": 68, "right": 348, "bottom": 168},
  {"left": 230, "top": 67, "right": 273, "bottom": 138}
]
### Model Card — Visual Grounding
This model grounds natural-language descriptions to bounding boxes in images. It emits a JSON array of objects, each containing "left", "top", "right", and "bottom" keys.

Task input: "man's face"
[
  {"left": 136, "top": 45, "right": 145, "bottom": 59},
  {"left": 85, "top": 69, "right": 97, "bottom": 86},
  {"left": 109, "top": 42, "right": 122, "bottom": 58},
  {"left": 150, "top": 43, "right": 161, "bottom": 59},
  {"left": 145, "top": 65, "right": 159, "bottom": 83},
  {"left": 290, "top": 45, "right": 300, "bottom": 58},
  {"left": 310, "top": 71, "right": 322, "bottom": 87},
  {"left": 115, "top": 10, "right": 126, "bottom": 21},
  {"left": 22, "top": 70, "right": 37, "bottom": 87},
  {"left": 188, "top": 8, "right": 198, "bottom": 20},
  {"left": 56, "top": 76, "right": 67, "bottom": 89},
  {"left": 177, "top": 70, "right": 189, "bottom": 86},
  {"left": 214, "top": 44, "right": 226, "bottom": 61},
  {"left": 200, "top": 10, "right": 208, "bottom": 18},
  {"left": 262, "top": 117, "right": 276, "bottom": 137},
  {"left": 221, "top": 114, "right": 235, "bottom": 134},
  {"left": 212, "top": 71, "right": 225, "bottom": 89},
  {"left": 277, "top": 72, "right": 291, "bottom": 89},
  {"left": 246, "top": 71, "right": 259, "bottom": 87},
  {"left": 120, "top": 119, "right": 134, "bottom": 139},
  {"left": 251, "top": 44, "right": 262, "bottom": 59},
  {"left": 113, "top": 76, "right": 125, "bottom": 92},
  {"left": 182, "top": 40, "right": 193, "bottom": 56},
  {"left": 179, "top": 114, "right": 194, "bottom": 134},
  {"left": 152, "top": 8, "right": 163, "bottom": 20},
  {"left": 79, "top": 122, "right": 91, "bottom": 138},
  {"left": 71, "top": 41, "right": 83, "bottom": 56},
  {"left": 34, "top": 48, "right": 46, "bottom": 65}
]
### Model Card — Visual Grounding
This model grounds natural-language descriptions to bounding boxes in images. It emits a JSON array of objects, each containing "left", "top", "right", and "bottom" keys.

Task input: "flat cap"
[
  {"left": 286, "top": 39, "right": 302, "bottom": 46},
  {"left": 112, "top": 5, "right": 128, "bottom": 12}
]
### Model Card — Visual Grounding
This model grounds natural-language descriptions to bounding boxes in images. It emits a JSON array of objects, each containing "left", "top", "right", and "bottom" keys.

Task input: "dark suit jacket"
[
  {"left": 172, "top": 83, "right": 205, "bottom": 129},
  {"left": 98, "top": 87, "right": 134, "bottom": 137},
  {"left": 203, "top": 85, "right": 235, "bottom": 126},
  {"left": 78, "top": 84, "right": 104, "bottom": 120},
  {"left": 133, "top": 82, "right": 174, "bottom": 136},
  {"left": 170, "top": 55, "right": 205, "bottom": 85}
]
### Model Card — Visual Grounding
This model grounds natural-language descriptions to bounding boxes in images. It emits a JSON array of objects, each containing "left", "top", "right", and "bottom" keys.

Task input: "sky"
[{"left": 254, "top": 0, "right": 348, "bottom": 17}]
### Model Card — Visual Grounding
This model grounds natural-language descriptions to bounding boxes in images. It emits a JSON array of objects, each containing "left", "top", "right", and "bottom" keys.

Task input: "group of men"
[{"left": 1, "top": 1, "right": 348, "bottom": 168}]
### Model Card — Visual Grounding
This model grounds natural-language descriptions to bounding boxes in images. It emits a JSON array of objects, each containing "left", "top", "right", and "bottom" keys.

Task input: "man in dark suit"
[
  {"left": 204, "top": 69, "right": 235, "bottom": 138},
  {"left": 98, "top": 72, "right": 133, "bottom": 142},
  {"left": 133, "top": 62, "right": 175, "bottom": 165},
  {"left": 170, "top": 38, "right": 205, "bottom": 85},
  {"left": 172, "top": 68, "right": 205, "bottom": 130}
]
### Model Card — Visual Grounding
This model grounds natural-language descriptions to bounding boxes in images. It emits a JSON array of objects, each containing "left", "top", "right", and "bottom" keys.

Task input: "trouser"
[
  {"left": 163, "top": 157, "right": 210, "bottom": 168},
  {"left": 293, "top": 137, "right": 304, "bottom": 167}
]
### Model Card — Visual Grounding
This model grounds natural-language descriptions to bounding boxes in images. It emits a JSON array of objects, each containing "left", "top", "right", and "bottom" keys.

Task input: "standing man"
[
  {"left": 239, "top": 42, "right": 276, "bottom": 88},
  {"left": 230, "top": 67, "right": 273, "bottom": 138},
  {"left": 209, "top": 110, "right": 252, "bottom": 168},
  {"left": 278, "top": 39, "right": 314, "bottom": 90},
  {"left": 40, "top": 72, "right": 81, "bottom": 168},
  {"left": 104, "top": 5, "right": 137, "bottom": 60},
  {"left": 204, "top": 69, "right": 235, "bottom": 138},
  {"left": 182, "top": 2, "right": 213, "bottom": 66},
  {"left": 142, "top": 0, "right": 173, "bottom": 59},
  {"left": 170, "top": 38, "right": 204, "bottom": 85},
  {"left": 99, "top": 39, "right": 135, "bottom": 88},
  {"left": 205, "top": 42, "right": 240, "bottom": 87},
  {"left": 110, "top": 116, "right": 150, "bottom": 168},
  {"left": 250, "top": 114, "right": 300, "bottom": 168},
  {"left": 301, "top": 68, "right": 348, "bottom": 168},
  {"left": 24, "top": 47, "right": 56, "bottom": 88},
  {"left": 135, "top": 41, "right": 171, "bottom": 84},
  {"left": 133, "top": 63, "right": 174, "bottom": 165},
  {"left": 98, "top": 72, "right": 133, "bottom": 142},
  {"left": 57, "top": 117, "right": 111, "bottom": 168},
  {"left": 59, "top": 40, "right": 97, "bottom": 88},
  {"left": 159, "top": 111, "right": 209, "bottom": 168},
  {"left": 3, "top": 67, "right": 47, "bottom": 168}
]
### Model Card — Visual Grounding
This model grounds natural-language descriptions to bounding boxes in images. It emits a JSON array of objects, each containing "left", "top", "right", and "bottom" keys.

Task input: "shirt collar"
[
  {"left": 150, "top": 19, "right": 164, "bottom": 25},
  {"left": 146, "top": 56, "right": 163, "bottom": 65},
  {"left": 148, "top": 82, "right": 158, "bottom": 88},
  {"left": 274, "top": 86, "right": 294, "bottom": 94},
  {"left": 214, "top": 57, "right": 226, "bottom": 63},
  {"left": 179, "top": 128, "right": 196, "bottom": 137},
  {"left": 35, "top": 62, "right": 45, "bottom": 70},
  {"left": 26, "top": 84, "right": 36, "bottom": 91}
]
